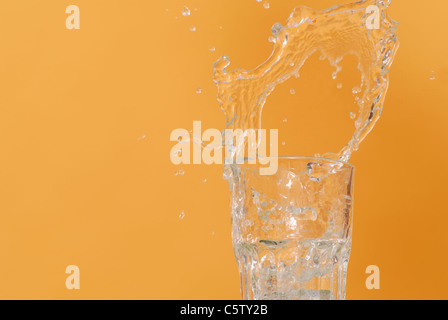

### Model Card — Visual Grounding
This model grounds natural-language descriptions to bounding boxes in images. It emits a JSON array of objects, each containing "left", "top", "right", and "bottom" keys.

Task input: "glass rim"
[{"left": 243, "top": 156, "right": 354, "bottom": 169}]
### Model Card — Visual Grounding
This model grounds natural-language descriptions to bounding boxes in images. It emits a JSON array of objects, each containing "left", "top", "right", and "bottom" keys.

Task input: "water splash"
[{"left": 213, "top": 0, "right": 399, "bottom": 163}]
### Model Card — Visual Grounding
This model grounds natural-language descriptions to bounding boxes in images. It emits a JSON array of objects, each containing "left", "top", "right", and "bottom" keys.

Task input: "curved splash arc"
[{"left": 213, "top": 0, "right": 399, "bottom": 163}]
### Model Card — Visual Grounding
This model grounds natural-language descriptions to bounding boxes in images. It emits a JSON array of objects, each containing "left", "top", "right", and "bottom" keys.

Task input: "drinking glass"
[{"left": 228, "top": 157, "right": 354, "bottom": 300}]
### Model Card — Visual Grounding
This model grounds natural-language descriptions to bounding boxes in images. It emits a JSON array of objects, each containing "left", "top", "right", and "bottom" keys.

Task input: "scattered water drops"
[
  {"left": 209, "top": 46, "right": 216, "bottom": 52},
  {"left": 290, "top": 89, "right": 295, "bottom": 95},
  {"left": 352, "top": 86, "right": 361, "bottom": 94},
  {"left": 350, "top": 112, "right": 356, "bottom": 120},
  {"left": 281, "top": 141, "right": 286, "bottom": 146},
  {"left": 337, "top": 83, "right": 343, "bottom": 89},
  {"left": 263, "top": 1, "right": 270, "bottom": 9},
  {"left": 332, "top": 72, "right": 338, "bottom": 80},
  {"left": 182, "top": 6, "right": 190, "bottom": 16},
  {"left": 196, "top": 87, "right": 202, "bottom": 94},
  {"left": 202, "top": 178, "right": 207, "bottom": 183},
  {"left": 137, "top": 134, "right": 147, "bottom": 141},
  {"left": 289, "top": 61, "right": 295, "bottom": 67},
  {"left": 189, "top": 26, "right": 196, "bottom": 32},
  {"left": 175, "top": 169, "right": 185, "bottom": 176},
  {"left": 282, "top": 118, "right": 288, "bottom": 123},
  {"left": 179, "top": 211, "right": 186, "bottom": 220}
]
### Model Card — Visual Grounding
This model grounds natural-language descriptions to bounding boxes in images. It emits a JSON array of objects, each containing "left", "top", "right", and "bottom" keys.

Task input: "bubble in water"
[
  {"left": 332, "top": 72, "right": 338, "bottom": 80},
  {"left": 263, "top": 1, "right": 270, "bottom": 9},
  {"left": 202, "top": 178, "right": 207, "bottom": 183},
  {"left": 282, "top": 118, "right": 288, "bottom": 123},
  {"left": 196, "top": 87, "right": 202, "bottom": 94},
  {"left": 182, "top": 6, "right": 190, "bottom": 16},
  {"left": 337, "top": 83, "right": 343, "bottom": 89},
  {"left": 350, "top": 112, "right": 356, "bottom": 120},
  {"left": 179, "top": 211, "right": 186, "bottom": 220},
  {"left": 281, "top": 141, "right": 286, "bottom": 146},
  {"left": 290, "top": 89, "right": 295, "bottom": 95},
  {"left": 175, "top": 169, "right": 185, "bottom": 176},
  {"left": 189, "top": 26, "right": 196, "bottom": 32},
  {"left": 209, "top": 46, "right": 216, "bottom": 52}
]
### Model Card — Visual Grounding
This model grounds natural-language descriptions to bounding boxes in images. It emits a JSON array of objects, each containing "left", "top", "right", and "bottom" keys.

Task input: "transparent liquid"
[
  {"left": 216, "top": 0, "right": 398, "bottom": 300},
  {"left": 235, "top": 239, "right": 349, "bottom": 300},
  {"left": 214, "top": 0, "right": 399, "bottom": 163}
]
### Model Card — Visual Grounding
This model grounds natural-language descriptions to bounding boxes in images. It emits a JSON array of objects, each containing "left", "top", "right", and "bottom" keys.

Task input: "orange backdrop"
[{"left": 0, "top": 0, "right": 447, "bottom": 299}]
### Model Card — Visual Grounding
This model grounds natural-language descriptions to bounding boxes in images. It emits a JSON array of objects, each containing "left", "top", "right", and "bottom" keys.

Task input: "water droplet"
[
  {"left": 350, "top": 112, "right": 356, "bottom": 120},
  {"left": 289, "top": 61, "right": 295, "bottom": 67},
  {"left": 179, "top": 211, "right": 185, "bottom": 220},
  {"left": 430, "top": 71, "right": 436, "bottom": 80},
  {"left": 352, "top": 86, "right": 361, "bottom": 94},
  {"left": 209, "top": 46, "right": 216, "bottom": 52},
  {"left": 337, "top": 83, "right": 343, "bottom": 89},
  {"left": 282, "top": 118, "right": 287, "bottom": 123},
  {"left": 263, "top": 1, "right": 270, "bottom": 9},
  {"left": 219, "top": 26, "right": 223, "bottom": 30},
  {"left": 189, "top": 26, "right": 196, "bottom": 32},
  {"left": 196, "top": 87, "right": 202, "bottom": 94},
  {"left": 281, "top": 141, "right": 286, "bottom": 146},
  {"left": 290, "top": 89, "right": 295, "bottom": 95},
  {"left": 332, "top": 72, "right": 337, "bottom": 80},
  {"left": 271, "top": 22, "right": 282, "bottom": 37},
  {"left": 202, "top": 178, "right": 207, "bottom": 183},
  {"left": 178, "top": 169, "right": 185, "bottom": 175},
  {"left": 182, "top": 6, "right": 190, "bottom": 16}
]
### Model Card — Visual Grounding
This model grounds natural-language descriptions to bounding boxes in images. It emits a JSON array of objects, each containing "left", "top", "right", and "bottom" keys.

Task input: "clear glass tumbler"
[{"left": 229, "top": 157, "right": 354, "bottom": 300}]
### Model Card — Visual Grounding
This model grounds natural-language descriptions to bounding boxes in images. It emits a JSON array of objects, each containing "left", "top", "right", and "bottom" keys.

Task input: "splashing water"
[{"left": 213, "top": 0, "right": 399, "bottom": 163}]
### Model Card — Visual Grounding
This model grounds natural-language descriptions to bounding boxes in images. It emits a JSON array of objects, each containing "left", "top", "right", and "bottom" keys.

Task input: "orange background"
[{"left": 0, "top": 0, "right": 447, "bottom": 299}]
